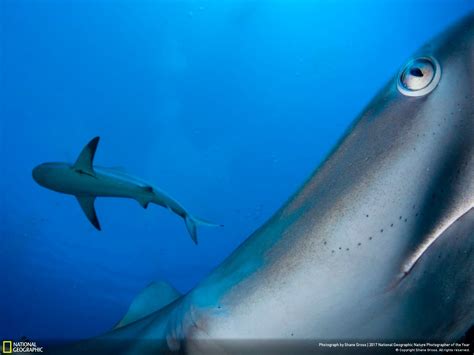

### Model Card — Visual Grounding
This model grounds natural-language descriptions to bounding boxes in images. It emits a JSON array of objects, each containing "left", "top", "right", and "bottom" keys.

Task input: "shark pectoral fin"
[
  {"left": 113, "top": 281, "right": 181, "bottom": 329},
  {"left": 73, "top": 136, "right": 100, "bottom": 176},
  {"left": 76, "top": 196, "right": 101, "bottom": 231}
]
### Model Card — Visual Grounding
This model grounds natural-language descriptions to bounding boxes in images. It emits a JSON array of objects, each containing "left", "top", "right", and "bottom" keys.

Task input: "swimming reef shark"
[
  {"left": 32, "top": 137, "right": 221, "bottom": 244},
  {"left": 59, "top": 12, "right": 473, "bottom": 354}
]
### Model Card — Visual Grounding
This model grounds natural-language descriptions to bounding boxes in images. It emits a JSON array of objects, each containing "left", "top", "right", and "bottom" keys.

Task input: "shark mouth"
[{"left": 392, "top": 205, "right": 474, "bottom": 288}]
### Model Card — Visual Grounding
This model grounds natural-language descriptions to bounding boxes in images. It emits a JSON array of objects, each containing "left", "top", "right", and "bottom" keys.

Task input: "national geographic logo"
[
  {"left": 2, "top": 340, "right": 43, "bottom": 353},
  {"left": 0, "top": 342, "right": 11, "bottom": 354}
]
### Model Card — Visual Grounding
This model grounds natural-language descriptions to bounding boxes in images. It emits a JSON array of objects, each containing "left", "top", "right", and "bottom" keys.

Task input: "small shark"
[
  {"left": 53, "top": 12, "right": 473, "bottom": 355},
  {"left": 32, "top": 137, "right": 221, "bottom": 244}
]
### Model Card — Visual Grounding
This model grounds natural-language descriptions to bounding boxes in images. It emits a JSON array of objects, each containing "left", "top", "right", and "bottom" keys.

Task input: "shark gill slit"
[{"left": 400, "top": 205, "right": 473, "bottom": 281}]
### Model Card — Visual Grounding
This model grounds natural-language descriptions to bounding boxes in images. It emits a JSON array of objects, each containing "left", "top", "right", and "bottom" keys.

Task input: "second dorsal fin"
[{"left": 73, "top": 137, "right": 100, "bottom": 176}]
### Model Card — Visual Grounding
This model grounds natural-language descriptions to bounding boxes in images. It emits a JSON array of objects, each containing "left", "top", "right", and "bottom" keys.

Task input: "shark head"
[
  {"left": 33, "top": 137, "right": 100, "bottom": 194},
  {"left": 179, "top": 12, "right": 474, "bottom": 343},
  {"left": 310, "top": 11, "right": 474, "bottom": 281},
  {"left": 32, "top": 162, "right": 72, "bottom": 191}
]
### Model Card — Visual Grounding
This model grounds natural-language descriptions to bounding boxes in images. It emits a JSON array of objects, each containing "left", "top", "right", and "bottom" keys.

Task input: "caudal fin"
[{"left": 184, "top": 214, "right": 223, "bottom": 244}]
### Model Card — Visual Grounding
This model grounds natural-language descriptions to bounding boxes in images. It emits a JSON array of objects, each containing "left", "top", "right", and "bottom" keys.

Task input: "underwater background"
[{"left": 1, "top": 0, "right": 473, "bottom": 342}]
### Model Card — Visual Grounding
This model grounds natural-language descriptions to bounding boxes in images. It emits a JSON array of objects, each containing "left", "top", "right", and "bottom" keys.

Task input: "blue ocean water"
[{"left": 1, "top": 0, "right": 472, "bottom": 342}]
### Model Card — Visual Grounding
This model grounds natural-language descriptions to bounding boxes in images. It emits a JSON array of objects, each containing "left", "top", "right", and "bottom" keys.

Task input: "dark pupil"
[{"left": 410, "top": 67, "right": 424, "bottom": 77}]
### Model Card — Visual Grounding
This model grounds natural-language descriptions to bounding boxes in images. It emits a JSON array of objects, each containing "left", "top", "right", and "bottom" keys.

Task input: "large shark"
[
  {"left": 61, "top": 12, "right": 473, "bottom": 354},
  {"left": 32, "top": 137, "right": 221, "bottom": 244}
]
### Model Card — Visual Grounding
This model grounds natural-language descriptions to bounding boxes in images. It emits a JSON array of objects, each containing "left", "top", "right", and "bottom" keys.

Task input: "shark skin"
[
  {"left": 32, "top": 137, "right": 221, "bottom": 244},
  {"left": 62, "top": 12, "right": 473, "bottom": 354}
]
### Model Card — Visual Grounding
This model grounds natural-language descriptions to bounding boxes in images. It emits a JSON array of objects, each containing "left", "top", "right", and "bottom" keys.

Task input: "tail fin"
[{"left": 184, "top": 214, "right": 223, "bottom": 244}]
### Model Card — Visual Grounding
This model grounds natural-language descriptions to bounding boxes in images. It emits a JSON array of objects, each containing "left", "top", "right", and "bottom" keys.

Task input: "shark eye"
[{"left": 397, "top": 56, "right": 441, "bottom": 97}]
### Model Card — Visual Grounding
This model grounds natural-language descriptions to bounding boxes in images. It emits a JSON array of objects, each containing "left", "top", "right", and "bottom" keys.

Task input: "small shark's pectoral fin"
[
  {"left": 113, "top": 281, "right": 181, "bottom": 329},
  {"left": 73, "top": 136, "right": 100, "bottom": 176},
  {"left": 76, "top": 196, "right": 101, "bottom": 231}
]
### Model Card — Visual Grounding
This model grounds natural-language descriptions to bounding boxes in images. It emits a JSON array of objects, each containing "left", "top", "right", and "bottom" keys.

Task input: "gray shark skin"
[
  {"left": 63, "top": 12, "right": 473, "bottom": 355},
  {"left": 32, "top": 137, "right": 221, "bottom": 244}
]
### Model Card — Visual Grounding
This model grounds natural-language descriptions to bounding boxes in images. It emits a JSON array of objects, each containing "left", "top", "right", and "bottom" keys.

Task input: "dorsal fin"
[
  {"left": 113, "top": 281, "right": 181, "bottom": 329},
  {"left": 143, "top": 186, "right": 153, "bottom": 193},
  {"left": 73, "top": 137, "right": 100, "bottom": 176}
]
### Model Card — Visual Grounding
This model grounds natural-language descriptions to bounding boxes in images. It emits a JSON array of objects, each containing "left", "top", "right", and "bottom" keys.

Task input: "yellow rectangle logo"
[{"left": 2, "top": 341, "right": 12, "bottom": 354}]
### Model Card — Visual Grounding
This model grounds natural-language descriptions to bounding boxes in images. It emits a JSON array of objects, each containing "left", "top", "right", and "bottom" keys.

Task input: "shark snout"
[
  {"left": 32, "top": 162, "right": 71, "bottom": 188},
  {"left": 32, "top": 164, "right": 46, "bottom": 186},
  {"left": 32, "top": 162, "right": 62, "bottom": 187}
]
